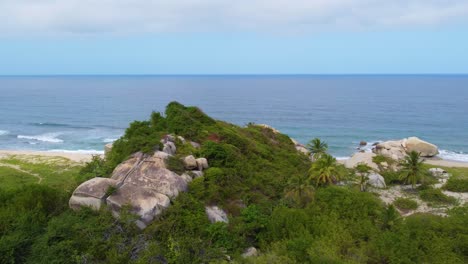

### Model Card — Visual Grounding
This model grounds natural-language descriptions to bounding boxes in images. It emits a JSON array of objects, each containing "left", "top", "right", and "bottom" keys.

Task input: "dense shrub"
[
  {"left": 444, "top": 177, "right": 468, "bottom": 192},
  {"left": 393, "top": 197, "right": 418, "bottom": 211},
  {"left": 420, "top": 188, "right": 458, "bottom": 205}
]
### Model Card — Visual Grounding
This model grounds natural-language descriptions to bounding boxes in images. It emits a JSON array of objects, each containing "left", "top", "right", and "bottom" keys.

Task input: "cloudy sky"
[{"left": 1, "top": 0, "right": 467, "bottom": 74}]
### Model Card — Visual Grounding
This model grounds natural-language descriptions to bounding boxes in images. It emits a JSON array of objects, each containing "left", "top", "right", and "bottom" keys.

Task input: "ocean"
[{"left": 0, "top": 75, "right": 467, "bottom": 161}]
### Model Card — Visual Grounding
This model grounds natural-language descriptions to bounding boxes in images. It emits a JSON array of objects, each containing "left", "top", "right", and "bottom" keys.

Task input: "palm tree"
[
  {"left": 399, "top": 151, "right": 425, "bottom": 189},
  {"left": 306, "top": 138, "right": 328, "bottom": 160},
  {"left": 355, "top": 163, "right": 372, "bottom": 192},
  {"left": 308, "top": 154, "right": 345, "bottom": 187},
  {"left": 284, "top": 175, "right": 315, "bottom": 208}
]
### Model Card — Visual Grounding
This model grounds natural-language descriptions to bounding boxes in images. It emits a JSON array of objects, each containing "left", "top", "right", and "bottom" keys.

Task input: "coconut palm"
[
  {"left": 355, "top": 163, "right": 372, "bottom": 192},
  {"left": 306, "top": 138, "right": 328, "bottom": 160},
  {"left": 284, "top": 175, "right": 315, "bottom": 208},
  {"left": 308, "top": 154, "right": 345, "bottom": 187},
  {"left": 399, "top": 151, "right": 426, "bottom": 189}
]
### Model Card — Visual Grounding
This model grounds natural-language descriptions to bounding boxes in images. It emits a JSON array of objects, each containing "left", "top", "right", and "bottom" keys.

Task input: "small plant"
[
  {"left": 393, "top": 197, "right": 418, "bottom": 211},
  {"left": 166, "top": 156, "right": 186, "bottom": 175},
  {"left": 419, "top": 188, "right": 457, "bottom": 205},
  {"left": 444, "top": 177, "right": 468, "bottom": 192},
  {"left": 105, "top": 185, "right": 118, "bottom": 197}
]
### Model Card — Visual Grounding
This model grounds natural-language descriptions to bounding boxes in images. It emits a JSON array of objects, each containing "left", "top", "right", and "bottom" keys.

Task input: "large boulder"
[
  {"left": 367, "top": 173, "right": 386, "bottom": 188},
  {"left": 183, "top": 155, "right": 198, "bottom": 170},
  {"left": 344, "top": 152, "right": 378, "bottom": 170},
  {"left": 69, "top": 177, "right": 117, "bottom": 210},
  {"left": 373, "top": 137, "right": 439, "bottom": 159},
  {"left": 123, "top": 167, "right": 187, "bottom": 199},
  {"left": 106, "top": 183, "right": 170, "bottom": 229},
  {"left": 162, "top": 142, "right": 176, "bottom": 155},
  {"left": 429, "top": 168, "right": 450, "bottom": 179},
  {"left": 205, "top": 206, "right": 229, "bottom": 223},
  {"left": 405, "top": 137, "right": 439, "bottom": 157},
  {"left": 196, "top": 158, "right": 209, "bottom": 171},
  {"left": 242, "top": 247, "right": 259, "bottom": 258}
]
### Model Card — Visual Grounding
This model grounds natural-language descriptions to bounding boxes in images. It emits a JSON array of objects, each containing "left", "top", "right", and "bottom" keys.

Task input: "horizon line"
[{"left": 1, "top": 73, "right": 468, "bottom": 77}]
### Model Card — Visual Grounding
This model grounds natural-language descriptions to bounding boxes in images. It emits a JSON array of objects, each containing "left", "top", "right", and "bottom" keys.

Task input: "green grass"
[
  {"left": 393, "top": 197, "right": 418, "bottom": 211},
  {"left": 0, "top": 166, "right": 39, "bottom": 191},
  {"left": 419, "top": 188, "right": 457, "bottom": 206},
  {"left": 423, "top": 164, "right": 468, "bottom": 192},
  {"left": 0, "top": 155, "right": 82, "bottom": 192}
]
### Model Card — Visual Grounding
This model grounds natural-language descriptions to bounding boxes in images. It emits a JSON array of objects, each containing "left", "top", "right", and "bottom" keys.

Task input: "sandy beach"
[{"left": 0, "top": 150, "right": 101, "bottom": 163}]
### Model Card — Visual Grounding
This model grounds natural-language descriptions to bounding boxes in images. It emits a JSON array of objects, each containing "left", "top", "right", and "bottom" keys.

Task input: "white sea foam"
[
  {"left": 335, "top": 156, "right": 350, "bottom": 161},
  {"left": 0, "top": 130, "right": 9, "bottom": 136},
  {"left": 48, "top": 149, "right": 104, "bottom": 155},
  {"left": 17, "top": 133, "right": 64, "bottom": 143},
  {"left": 438, "top": 150, "right": 468, "bottom": 162}
]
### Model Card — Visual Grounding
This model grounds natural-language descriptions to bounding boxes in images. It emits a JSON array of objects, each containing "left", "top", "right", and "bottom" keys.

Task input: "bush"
[
  {"left": 444, "top": 177, "right": 468, "bottom": 192},
  {"left": 166, "top": 156, "right": 186, "bottom": 175},
  {"left": 393, "top": 197, "right": 418, "bottom": 211},
  {"left": 420, "top": 188, "right": 457, "bottom": 205}
]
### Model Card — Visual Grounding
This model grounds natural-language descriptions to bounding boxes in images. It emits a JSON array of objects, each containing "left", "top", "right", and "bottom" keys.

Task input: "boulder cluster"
[
  {"left": 69, "top": 135, "right": 210, "bottom": 229},
  {"left": 345, "top": 137, "right": 440, "bottom": 189}
]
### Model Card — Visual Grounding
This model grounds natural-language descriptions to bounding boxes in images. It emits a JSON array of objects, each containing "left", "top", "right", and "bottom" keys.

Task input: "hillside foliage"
[{"left": 0, "top": 102, "right": 467, "bottom": 263}]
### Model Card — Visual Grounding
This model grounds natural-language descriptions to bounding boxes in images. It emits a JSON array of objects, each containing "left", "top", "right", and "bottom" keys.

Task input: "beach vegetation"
[
  {"left": 393, "top": 197, "right": 419, "bottom": 211},
  {"left": 306, "top": 137, "right": 328, "bottom": 160},
  {"left": 419, "top": 187, "right": 458, "bottom": 205},
  {"left": 399, "top": 151, "right": 426, "bottom": 189},
  {"left": 1, "top": 102, "right": 467, "bottom": 263}
]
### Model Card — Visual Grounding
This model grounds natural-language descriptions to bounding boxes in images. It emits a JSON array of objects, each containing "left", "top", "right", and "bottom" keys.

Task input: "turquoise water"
[{"left": 0, "top": 75, "right": 467, "bottom": 161}]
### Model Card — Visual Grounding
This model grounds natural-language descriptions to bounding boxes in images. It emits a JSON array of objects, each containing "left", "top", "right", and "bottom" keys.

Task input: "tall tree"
[
  {"left": 355, "top": 163, "right": 372, "bottom": 192},
  {"left": 399, "top": 151, "right": 426, "bottom": 189},
  {"left": 284, "top": 175, "right": 314, "bottom": 208},
  {"left": 308, "top": 154, "right": 345, "bottom": 187},
  {"left": 306, "top": 138, "right": 328, "bottom": 160}
]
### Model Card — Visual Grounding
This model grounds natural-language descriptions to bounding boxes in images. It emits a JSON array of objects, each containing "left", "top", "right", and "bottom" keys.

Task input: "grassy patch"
[
  {"left": 419, "top": 188, "right": 457, "bottom": 206},
  {"left": 0, "top": 155, "right": 82, "bottom": 192},
  {"left": 0, "top": 166, "right": 39, "bottom": 191},
  {"left": 423, "top": 164, "right": 468, "bottom": 192},
  {"left": 393, "top": 197, "right": 418, "bottom": 211}
]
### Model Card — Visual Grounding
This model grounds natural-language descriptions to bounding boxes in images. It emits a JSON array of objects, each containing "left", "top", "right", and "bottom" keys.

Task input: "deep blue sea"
[{"left": 0, "top": 75, "right": 467, "bottom": 161}]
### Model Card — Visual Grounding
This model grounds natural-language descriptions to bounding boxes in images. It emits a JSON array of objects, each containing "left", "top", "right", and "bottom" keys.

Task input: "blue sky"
[{"left": 1, "top": 1, "right": 468, "bottom": 75}]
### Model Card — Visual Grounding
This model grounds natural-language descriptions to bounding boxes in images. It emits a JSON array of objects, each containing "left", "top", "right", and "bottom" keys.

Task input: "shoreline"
[{"left": 0, "top": 150, "right": 102, "bottom": 163}]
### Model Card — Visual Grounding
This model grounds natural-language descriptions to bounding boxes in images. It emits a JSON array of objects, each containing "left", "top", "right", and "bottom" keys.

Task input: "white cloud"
[{"left": 1, "top": 0, "right": 468, "bottom": 35}]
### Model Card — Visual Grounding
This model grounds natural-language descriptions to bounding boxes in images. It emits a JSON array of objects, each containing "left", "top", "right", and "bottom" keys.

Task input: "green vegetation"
[
  {"left": 308, "top": 153, "right": 346, "bottom": 187},
  {"left": 0, "top": 155, "right": 82, "bottom": 192},
  {"left": 420, "top": 188, "right": 458, "bottom": 206},
  {"left": 393, "top": 197, "right": 419, "bottom": 211},
  {"left": 355, "top": 163, "right": 372, "bottom": 192},
  {"left": 0, "top": 102, "right": 467, "bottom": 263},
  {"left": 306, "top": 137, "right": 328, "bottom": 160},
  {"left": 399, "top": 151, "right": 426, "bottom": 189}
]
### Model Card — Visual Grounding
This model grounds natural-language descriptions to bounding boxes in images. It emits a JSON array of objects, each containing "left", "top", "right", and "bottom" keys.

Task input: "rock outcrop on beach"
[
  {"left": 373, "top": 137, "right": 439, "bottom": 160},
  {"left": 344, "top": 152, "right": 378, "bottom": 170},
  {"left": 69, "top": 135, "right": 209, "bottom": 229}
]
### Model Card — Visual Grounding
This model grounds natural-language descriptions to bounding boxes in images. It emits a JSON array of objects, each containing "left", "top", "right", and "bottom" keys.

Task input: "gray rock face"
[
  {"left": 192, "top": 170, "right": 204, "bottom": 179},
  {"left": 205, "top": 206, "right": 229, "bottom": 223},
  {"left": 70, "top": 148, "right": 196, "bottom": 228},
  {"left": 69, "top": 177, "right": 117, "bottom": 210},
  {"left": 196, "top": 158, "right": 209, "bottom": 171},
  {"left": 106, "top": 183, "right": 170, "bottom": 229},
  {"left": 429, "top": 168, "right": 450, "bottom": 179},
  {"left": 123, "top": 167, "right": 187, "bottom": 199},
  {"left": 162, "top": 142, "right": 177, "bottom": 155},
  {"left": 368, "top": 173, "right": 386, "bottom": 188},
  {"left": 183, "top": 155, "right": 198, "bottom": 170},
  {"left": 344, "top": 152, "right": 378, "bottom": 170}
]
